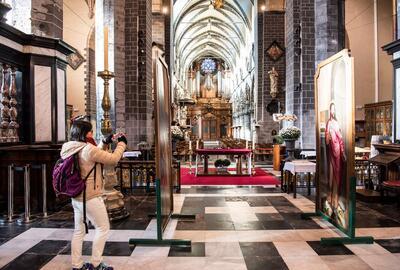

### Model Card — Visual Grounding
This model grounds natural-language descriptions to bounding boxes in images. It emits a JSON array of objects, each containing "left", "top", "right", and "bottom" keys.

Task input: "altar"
[{"left": 195, "top": 149, "right": 252, "bottom": 176}]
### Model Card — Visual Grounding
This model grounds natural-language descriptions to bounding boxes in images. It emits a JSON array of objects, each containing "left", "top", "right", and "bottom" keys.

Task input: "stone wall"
[
  {"left": 285, "top": 0, "right": 301, "bottom": 128},
  {"left": 84, "top": 29, "right": 97, "bottom": 123},
  {"left": 257, "top": 11, "right": 286, "bottom": 143},
  {"left": 31, "top": 0, "right": 63, "bottom": 38},
  {"left": 123, "top": 0, "right": 153, "bottom": 147},
  {"left": 114, "top": 0, "right": 126, "bottom": 134},
  {"left": 299, "top": 0, "right": 316, "bottom": 149},
  {"left": 315, "top": 0, "right": 344, "bottom": 65},
  {"left": 285, "top": 0, "right": 343, "bottom": 149}
]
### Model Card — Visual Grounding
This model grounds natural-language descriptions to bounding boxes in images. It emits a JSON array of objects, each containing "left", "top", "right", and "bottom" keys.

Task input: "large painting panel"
[
  {"left": 153, "top": 52, "right": 174, "bottom": 231},
  {"left": 315, "top": 49, "right": 355, "bottom": 235}
]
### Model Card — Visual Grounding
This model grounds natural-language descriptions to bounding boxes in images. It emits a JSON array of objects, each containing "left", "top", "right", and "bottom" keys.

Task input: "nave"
[{"left": 1, "top": 182, "right": 400, "bottom": 270}]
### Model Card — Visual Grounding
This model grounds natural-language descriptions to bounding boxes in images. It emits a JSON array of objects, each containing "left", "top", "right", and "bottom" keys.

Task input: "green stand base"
[
  {"left": 130, "top": 213, "right": 195, "bottom": 248},
  {"left": 301, "top": 212, "right": 319, "bottom": 219},
  {"left": 321, "top": 236, "right": 374, "bottom": 246},
  {"left": 148, "top": 213, "right": 196, "bottom": 220},
  {"left": 301, "top": 212, "right": 374, "bottom": 246},
  {"left": 171, "top": 214, "right": 196, "bottom": 219},
  {"left": 129, "top": 238, "right": 191, "bottom": 247}
]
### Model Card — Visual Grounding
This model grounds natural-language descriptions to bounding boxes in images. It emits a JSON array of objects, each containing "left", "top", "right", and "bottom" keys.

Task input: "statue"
[
  {"left": 268, "top": 67, "right": 279, "bottom": 98},
  {"left": 180, "top": 106, "right": 188, "bottom": 126}
]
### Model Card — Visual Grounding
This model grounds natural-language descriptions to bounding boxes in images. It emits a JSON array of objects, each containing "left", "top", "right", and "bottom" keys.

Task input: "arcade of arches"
[{"left": 1, "top": 0, "right": 400, "bottom": 269}]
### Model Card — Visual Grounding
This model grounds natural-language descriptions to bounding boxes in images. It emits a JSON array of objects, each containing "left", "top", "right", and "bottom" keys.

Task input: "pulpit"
[{"left": 0, "top": 21, "right": 74, "bottom": 215}]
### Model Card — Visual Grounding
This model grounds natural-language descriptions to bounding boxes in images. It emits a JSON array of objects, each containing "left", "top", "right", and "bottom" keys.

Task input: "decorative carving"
[
  {"left": 67, "top": 50, "right": 85, "bottom": 70},
  {"left": 211, "top": 0, "right": 223, "bottom": 9},
  {"left": 0, "top": 65, "right": 10, "bottom": 142},
  {"left": 8, "top": 68, "right": 19, "bottom": 142},
  {"left": 85, "top": 0, "right": 95, "bottom": 19},
  {"left": 272, "top": 113, "right": 298, "bottom": 122},
  {"left": 266, "top": 41, "right": 284, "bottom": 62},
  {"left": 268, "top": 67, "right": 279, "bottom": 98}
]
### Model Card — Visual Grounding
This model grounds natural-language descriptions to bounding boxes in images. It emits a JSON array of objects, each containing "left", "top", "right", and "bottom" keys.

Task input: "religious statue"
[
  {"left": 268, "top": 67, "right": 279, "bottom": 98},
  {"left": 180, "top": 106, "right": 188, "bottom": 126}
]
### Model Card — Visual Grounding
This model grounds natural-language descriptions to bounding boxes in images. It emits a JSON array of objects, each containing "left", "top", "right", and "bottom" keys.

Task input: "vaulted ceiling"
[{"left": 173, "top": 0, "right": 255, "bottom": 75}]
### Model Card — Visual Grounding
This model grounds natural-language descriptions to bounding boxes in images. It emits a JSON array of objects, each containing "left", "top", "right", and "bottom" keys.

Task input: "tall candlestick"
[{"left": 104, "top": 26, "right": 108, "bottom": 71}]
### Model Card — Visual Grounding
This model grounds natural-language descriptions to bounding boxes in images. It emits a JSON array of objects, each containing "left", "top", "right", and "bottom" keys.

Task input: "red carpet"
[{"left": 180, "top": 167, "right": 280, "bottom": 186}]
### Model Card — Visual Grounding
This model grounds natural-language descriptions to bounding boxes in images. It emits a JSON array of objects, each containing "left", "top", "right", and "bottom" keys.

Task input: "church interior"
[{"left": 1, "top": 0, "right": 400, "bottom": 269}]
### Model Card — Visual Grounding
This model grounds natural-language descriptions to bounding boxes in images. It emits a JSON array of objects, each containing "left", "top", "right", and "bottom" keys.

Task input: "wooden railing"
[{"left": 116, "top": 159, "right": 181, "bottom": 194}]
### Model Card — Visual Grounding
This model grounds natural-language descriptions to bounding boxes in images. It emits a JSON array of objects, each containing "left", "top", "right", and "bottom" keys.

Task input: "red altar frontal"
[{"left": 195, "top": 149, "right": 252, "bottom": 176}]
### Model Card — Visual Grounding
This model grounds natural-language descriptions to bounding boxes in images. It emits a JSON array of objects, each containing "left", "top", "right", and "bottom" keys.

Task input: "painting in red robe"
[{"left": 325, "top": 102, "right": 346, "bottom": 214}]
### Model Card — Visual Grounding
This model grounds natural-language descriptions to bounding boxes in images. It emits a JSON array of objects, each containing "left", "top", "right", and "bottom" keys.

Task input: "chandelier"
[{"left": 210, "top": 0, "right": 223, "bottom": 9}]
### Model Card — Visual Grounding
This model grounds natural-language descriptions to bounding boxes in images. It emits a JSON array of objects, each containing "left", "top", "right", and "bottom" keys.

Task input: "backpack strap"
[{"left": 82, "top": 164, "right": 96, "bottom": 234}]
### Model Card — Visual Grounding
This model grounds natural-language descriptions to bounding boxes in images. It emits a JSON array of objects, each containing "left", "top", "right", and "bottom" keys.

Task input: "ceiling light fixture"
[{"left": 210, "top": 0, "right": 223, "bottom": 9}]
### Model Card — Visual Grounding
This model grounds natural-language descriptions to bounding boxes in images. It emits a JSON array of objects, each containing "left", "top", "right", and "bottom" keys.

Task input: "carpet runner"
[{"left": 180, "top": 167, "right": 280, "bottom": 186}]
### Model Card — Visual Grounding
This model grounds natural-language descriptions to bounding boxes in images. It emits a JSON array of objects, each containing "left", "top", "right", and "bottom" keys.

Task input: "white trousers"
[{"left": 71, "top": 196, "right": 110, "bottom": 268}]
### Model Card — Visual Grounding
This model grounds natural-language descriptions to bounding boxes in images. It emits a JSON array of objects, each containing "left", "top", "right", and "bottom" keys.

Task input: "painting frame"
[
  {"left": 153, "top": 49, "right": 174, "bottom": 231},
  {"left": 314, "top": 49, "right": 355, "bottom": 237}
]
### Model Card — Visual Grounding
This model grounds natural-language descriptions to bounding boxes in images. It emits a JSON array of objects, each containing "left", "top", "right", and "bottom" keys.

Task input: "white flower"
[{"left": 279, "top": 126, "right": 301, "bottom": 140}]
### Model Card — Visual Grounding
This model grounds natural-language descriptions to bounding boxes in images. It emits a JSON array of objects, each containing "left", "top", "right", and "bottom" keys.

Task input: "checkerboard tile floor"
[{"left": 1, "top": 185, "right": 400, "bottom": 269}]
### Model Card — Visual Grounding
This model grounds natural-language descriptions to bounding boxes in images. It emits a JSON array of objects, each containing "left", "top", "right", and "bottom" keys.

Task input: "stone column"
[
  {"left": 315, "top": 0, "right": 345, "bottom": 65},
  {"left": 114, "top": 0, "right": 126, "bottom": 134},
  {"left": 31, "top": 0, "right": 63, "bottom": 38},
  {"left": 285, "top": 0, "right": 302, "bottom": 126},
  {"left": 257, "top": 9, "right": 285, "bottom": 143},
  {"left": 123, "top": 0, "right": 153, "bottom": 146},
  {"left": 285, "top": 0, "right": 316, "bottom": 149}
]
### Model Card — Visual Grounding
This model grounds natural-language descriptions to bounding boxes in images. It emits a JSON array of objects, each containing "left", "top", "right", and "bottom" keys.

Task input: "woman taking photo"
[{"left": 60, "top": 117, "right": 127, "bottom": 270}]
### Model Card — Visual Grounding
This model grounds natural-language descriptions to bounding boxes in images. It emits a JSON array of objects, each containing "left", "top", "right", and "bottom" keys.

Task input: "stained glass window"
[{"left": 201, "top": 58, "right": 216, "bottom": 73}]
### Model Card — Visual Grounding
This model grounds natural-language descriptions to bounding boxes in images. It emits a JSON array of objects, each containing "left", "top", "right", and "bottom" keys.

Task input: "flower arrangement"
[
  {"left": 214, "top": 159, "right": 231, "bottom": 168},
  {"left": 279, "top": 126, "right": 301, "bottom": 140},
  {"left": 171, "top": 126, "right": 184, "bottom": 140}
]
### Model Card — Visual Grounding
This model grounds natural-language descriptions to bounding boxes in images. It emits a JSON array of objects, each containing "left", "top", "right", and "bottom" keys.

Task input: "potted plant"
[
  {"left": 279, "top": 126, "right": 301, "bottom": 160},
  {"left": 214, "top": 158, "right": 231, "bottom": 173},
  {"left": 272, "top": 135, "right": 284, "bottom": 145}
]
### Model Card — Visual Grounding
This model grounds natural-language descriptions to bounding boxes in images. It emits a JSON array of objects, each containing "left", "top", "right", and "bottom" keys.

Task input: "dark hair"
[{"left": 70, "top": 120, "right": 92, "bottom": 142}]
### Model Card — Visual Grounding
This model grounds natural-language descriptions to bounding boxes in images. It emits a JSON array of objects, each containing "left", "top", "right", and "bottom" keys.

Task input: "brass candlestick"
[
  {"left": 97, "top": 70, "right": 129, "bottom": 221},
  {"left": 98, "top": 70, "right": 114, "bottom": 135}
]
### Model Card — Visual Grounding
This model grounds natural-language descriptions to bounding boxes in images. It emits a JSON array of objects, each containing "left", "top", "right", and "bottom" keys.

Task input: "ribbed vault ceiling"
[{"left": 173, "top": 0, "right": 254, "bottom": 74}]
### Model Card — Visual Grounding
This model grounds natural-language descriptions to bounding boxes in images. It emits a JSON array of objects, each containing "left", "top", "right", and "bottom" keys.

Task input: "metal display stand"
[
  {"left": 301, "top": 177, "right": 374, "bottom": 246},
  {"left": 129, "top": 179, "right": 194, "bottom": 247}
]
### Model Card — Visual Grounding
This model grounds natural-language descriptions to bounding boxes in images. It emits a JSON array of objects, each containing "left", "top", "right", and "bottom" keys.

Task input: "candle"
[
  {"left": 189, "top": 140, "right": 192, "bottom": 150},
  {"left": 252, "top": 140, "right": 255, "bottom": 150},
  {"left": 245, "top": 140, "right": 248, "bottom": 149},
  {"left": 196, "top": 140, "right": 199, "bottom": 149},
  {"left": 104, "top": 26, "right": 108, "bottom": 70}
]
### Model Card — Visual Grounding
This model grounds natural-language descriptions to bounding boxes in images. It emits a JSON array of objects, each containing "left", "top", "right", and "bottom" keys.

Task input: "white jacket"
[{"left": 60, "top": 141, "right": 126, "bottom": 201}]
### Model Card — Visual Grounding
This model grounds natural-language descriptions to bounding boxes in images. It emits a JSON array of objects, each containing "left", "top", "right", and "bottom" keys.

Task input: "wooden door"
[{"left": 202, "top": 119, "right": 217, "bottom": 140}]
